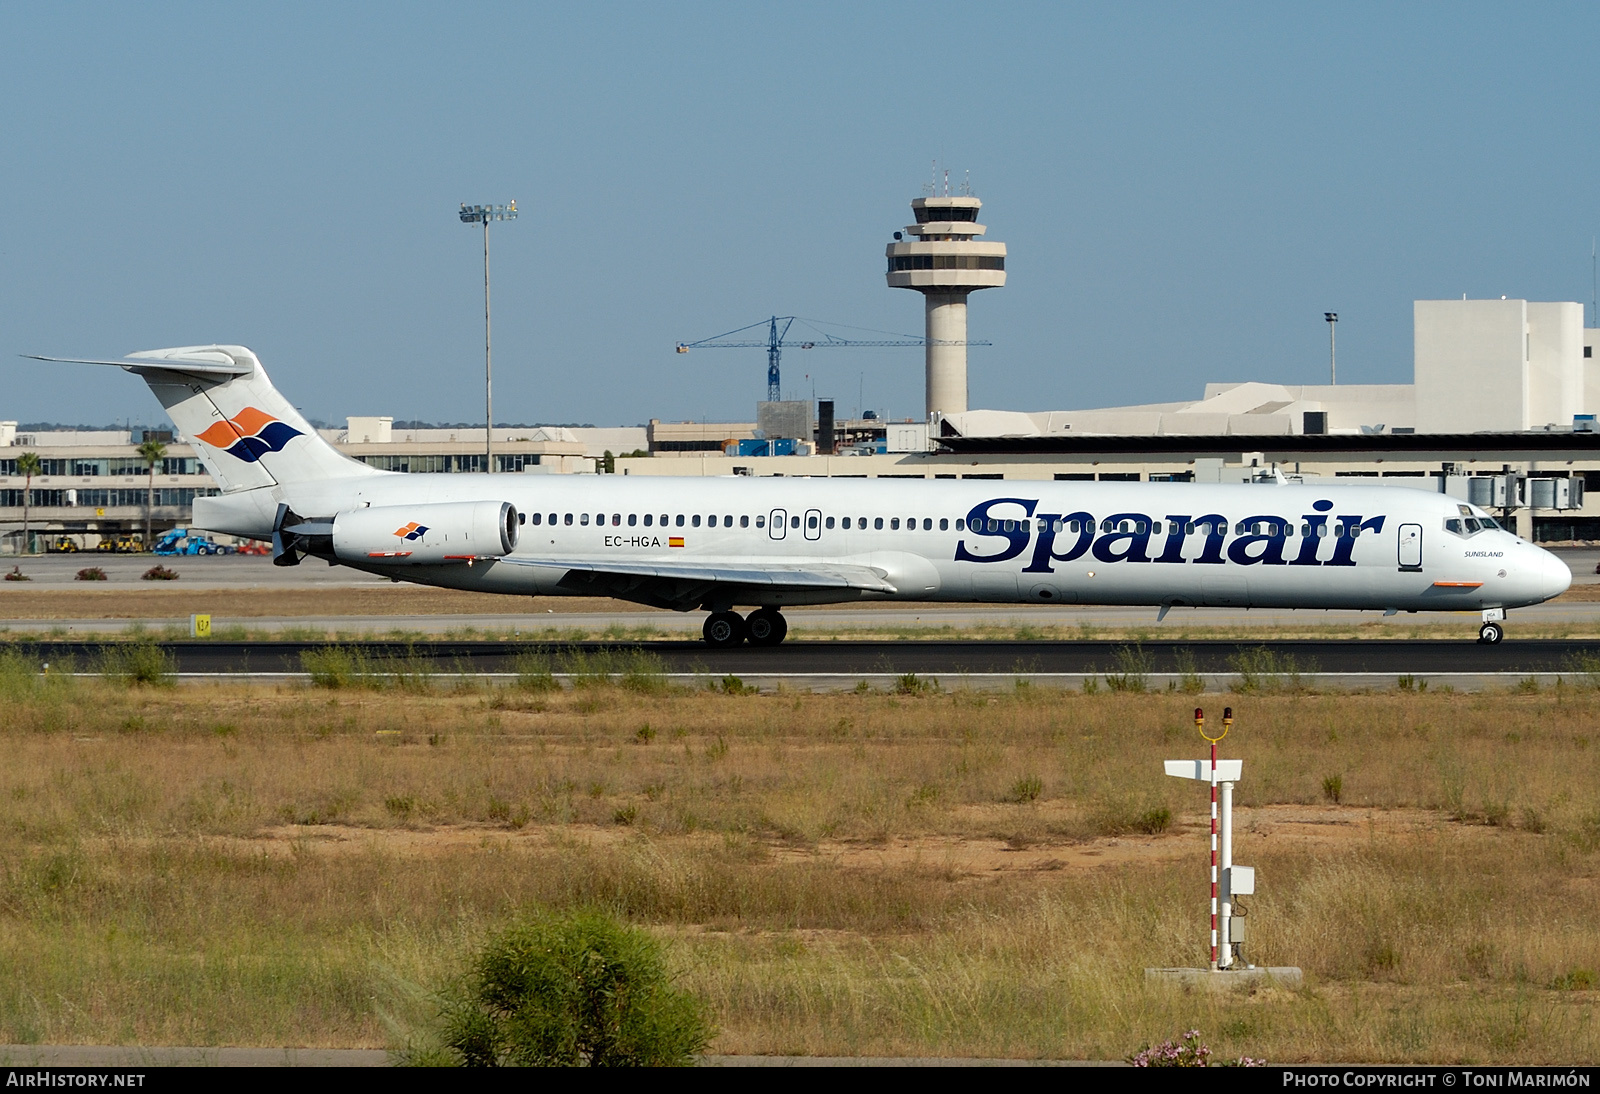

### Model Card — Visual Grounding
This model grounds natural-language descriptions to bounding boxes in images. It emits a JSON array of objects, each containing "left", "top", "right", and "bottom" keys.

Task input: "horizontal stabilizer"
[
  {"left": 497, "top": 556, "right": 897, "bottom": 593},
  {"left": 22, "top": 352, "right": 253, "bottom": 376}
]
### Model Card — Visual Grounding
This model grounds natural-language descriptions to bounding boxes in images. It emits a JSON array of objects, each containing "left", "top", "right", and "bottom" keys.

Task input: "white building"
[{"left": 935, "top": 298, "right": 1600, "bottom": 441}]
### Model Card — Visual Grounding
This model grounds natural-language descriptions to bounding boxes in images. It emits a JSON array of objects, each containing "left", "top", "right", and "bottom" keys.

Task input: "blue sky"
[{"left": 3, "top": 3, "right": 1597, "bottom": 428}]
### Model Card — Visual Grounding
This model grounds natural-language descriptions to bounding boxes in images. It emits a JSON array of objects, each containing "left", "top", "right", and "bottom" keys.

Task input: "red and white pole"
[{"left": 1209, "top": 731, "right": 1219, "bottom": 970}]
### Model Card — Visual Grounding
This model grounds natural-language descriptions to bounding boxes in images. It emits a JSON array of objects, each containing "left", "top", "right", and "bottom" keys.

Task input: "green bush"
[
  {"left": 416, "top": 911, "right": 712, "bottom": 1067},
  {"left": 99, "top": 641, "right": 176, "bottom": 687},
  {"left": 511, "top": 652, "right": 558, "bottom": 693},
  {"left": 1105, "top": 644, "right": 1152, "bottom": 692},
  {"left": 560, "top": 649, "right": 669, "bottom": 694},
  {"left": 302, "top": 646, "right": 367, "bottom": 688},
  {"left": 1008, "top": 775, "right": 1044, "bottom": 803}
]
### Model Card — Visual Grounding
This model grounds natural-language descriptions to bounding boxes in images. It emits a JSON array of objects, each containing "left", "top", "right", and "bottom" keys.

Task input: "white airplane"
[{"left": 30, "top": 345, "right": 1571, "bottom": 646}]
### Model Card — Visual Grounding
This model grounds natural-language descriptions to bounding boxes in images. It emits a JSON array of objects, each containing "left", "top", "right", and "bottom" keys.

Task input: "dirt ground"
[{"left": 212, "top": 803, "right": 1458, "bottom": 877}]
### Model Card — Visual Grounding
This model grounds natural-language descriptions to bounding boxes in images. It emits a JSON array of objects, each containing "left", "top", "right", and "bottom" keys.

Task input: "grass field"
[{"left": 1, "top": 655, "right": 1597, "bottom": 1062}]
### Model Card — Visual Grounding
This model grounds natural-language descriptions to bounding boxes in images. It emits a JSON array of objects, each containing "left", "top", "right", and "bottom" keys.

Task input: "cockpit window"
[
  {"left": 1464, "top": 518, "right": 1481, "bottom": 532},
  {"left": 1478, "top": 516, "right": 1500, "bottom": 530},
  {"left": 1445, "top": 519, "right": 1462, "bottom": 534}
]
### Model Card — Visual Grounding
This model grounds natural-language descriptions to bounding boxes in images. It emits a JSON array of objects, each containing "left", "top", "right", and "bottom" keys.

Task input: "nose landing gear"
[
  {"left": 701, "top": 609, "right": 788, "bottom": 648},
  {"left": 1478, "top": 608, "right": 1506, "bottom": 645}
]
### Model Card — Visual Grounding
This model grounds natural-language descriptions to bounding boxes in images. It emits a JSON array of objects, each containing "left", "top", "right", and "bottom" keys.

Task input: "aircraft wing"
[{"left": 495, "top": 555, "right": 896, "bottom": 609}]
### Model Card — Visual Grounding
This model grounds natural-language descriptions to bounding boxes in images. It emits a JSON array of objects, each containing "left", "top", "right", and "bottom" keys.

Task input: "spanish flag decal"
[{"left": 668, "top": 537, "right": 685, "bottom": 548}]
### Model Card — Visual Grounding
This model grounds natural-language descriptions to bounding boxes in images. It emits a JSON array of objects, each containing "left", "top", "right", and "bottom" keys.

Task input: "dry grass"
[{"left": 0, "top": 658, "right": 1596, "bottom": 1062}]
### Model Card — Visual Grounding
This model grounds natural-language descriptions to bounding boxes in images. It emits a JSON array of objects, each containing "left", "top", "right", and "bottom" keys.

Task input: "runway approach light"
[
  {"left": 1163, "top": 707, "right": 1253, "bottom": 970},
  {"left": 1145, "top": 709, "right": 1298, "bottom": 988}
]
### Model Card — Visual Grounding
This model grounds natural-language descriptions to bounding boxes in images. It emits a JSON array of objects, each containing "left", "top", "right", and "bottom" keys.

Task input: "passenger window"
[
  {"left": 808, "top": 515, "right": 818, "bottom": 529},
  {"left": 923, "top": 518, "right": 932, "bottom": 531},
  {"left": 531, "top": 513, "right": 542, "bottom": 526},
  {"left": 1184, "top": 522, "right": 1194, "bottom": 534},
  {"left": 676, "top": 515, "right": 685, "bottom": 527},
  {"left": 628, "top": 514, "right": 636, "bottom": 526},
  {"left": 891, "top": 518, "right": 901, "bottom": 530},
  {"left": 1136, "top": 521, "right": 1147, "bottom": 534},
  {"left": 725, "top": 515, "right": 733, "bottom": 527},
  {"left": 939, "top": 518, "right": 948, "bottom": 530},
  {"left": 955, "top": 519, "right": 965, "bottom": 530},
  {"left": 644, "top": 514, "right": 653, "bottom": 526},
  {"left": 692, "top": 515, "right": 701, "bottom": 528},
  {"left": 1300, "top": 523, "right": 1310, "bottom": 536},
  {"left": 874, "top": 517, "right": 884, "bottom": 530},
  {"left": 791, "top": 516, "right": 799, "bottom": 528},
  {"left": 580, "top": 514, "right": 590, "bottom": 525},
  {"left": 841, "top": 517, "right": 851, "bottom": 529},
  {"left": 564, "top": 513, "right": 573, "bottom": 525},
  {"left": 740, "top": 515, "right": 749, "bottom": 528},
  {"left": 756, "top": 515, "right": 765, "bottom": 528},
  {"left": 612, "top": 514, "right": 621, "bottom": 526},
  {"left": 825, "top": 516, "right": 835, "bottom": 529}
]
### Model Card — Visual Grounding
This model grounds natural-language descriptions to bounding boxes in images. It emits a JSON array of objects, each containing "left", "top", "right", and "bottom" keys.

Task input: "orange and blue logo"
[
  {"left": 194, "top": 408, "right": 303, "bottom": 463},
  {"left": 393, "top": 522, "right": 429, "bottom": 540}
]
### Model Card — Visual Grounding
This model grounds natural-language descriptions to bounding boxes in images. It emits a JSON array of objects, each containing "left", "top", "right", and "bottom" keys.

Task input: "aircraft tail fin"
[{"left": 26, "top": 346, "right": 378, "bottom": 493}]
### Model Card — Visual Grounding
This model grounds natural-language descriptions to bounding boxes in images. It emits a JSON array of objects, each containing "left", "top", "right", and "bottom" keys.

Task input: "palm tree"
[
  {"left": 137, "top": 439, "right": 167, "bottom": 550},
  {"left": 16, "top": 451, "right": 40, "bottom": 555}
]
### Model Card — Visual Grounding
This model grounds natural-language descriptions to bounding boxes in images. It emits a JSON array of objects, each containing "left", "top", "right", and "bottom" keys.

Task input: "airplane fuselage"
[{"left": 199, "top": 473, "right": 1570, "bottom": 614}]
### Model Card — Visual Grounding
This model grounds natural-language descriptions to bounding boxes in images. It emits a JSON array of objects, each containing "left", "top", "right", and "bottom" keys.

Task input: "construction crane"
[{"left": 676, "top": 316, "right": 989, "bottom": 402}]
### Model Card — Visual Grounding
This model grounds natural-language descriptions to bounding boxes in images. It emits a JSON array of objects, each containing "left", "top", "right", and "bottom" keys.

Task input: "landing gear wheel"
[
  {"left": 1478, "top": 622, "right": 1504, "bottom": 645},
  {"left": 703, "top": 611, "right": 748, "bottom": 648},
  {"left": 746, "top": 608, "right": 788, "bottom": 647}
]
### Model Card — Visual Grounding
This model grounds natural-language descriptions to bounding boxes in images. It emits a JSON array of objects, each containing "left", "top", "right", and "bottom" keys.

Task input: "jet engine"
[{"left": 328, "top": 501, "right": 519, "bottom": 564}]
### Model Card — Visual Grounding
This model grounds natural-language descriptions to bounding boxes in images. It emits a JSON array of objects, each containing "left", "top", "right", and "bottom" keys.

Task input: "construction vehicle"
[
  {"left": 47, "top": 537, "right": 80, "bottom": 553},
  {"left": 153, "top": 528, "right": 234, "bottom": 556}
]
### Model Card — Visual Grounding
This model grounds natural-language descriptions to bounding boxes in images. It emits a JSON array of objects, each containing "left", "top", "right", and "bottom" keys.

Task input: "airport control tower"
[{"left": 885, "top": 188, "right": 1006, "bottom": 417}]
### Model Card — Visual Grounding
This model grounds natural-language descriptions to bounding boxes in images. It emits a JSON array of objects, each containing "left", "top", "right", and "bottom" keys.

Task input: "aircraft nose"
[{"left": 1538, "top": 548, "right": 1571, "bottom": 602}]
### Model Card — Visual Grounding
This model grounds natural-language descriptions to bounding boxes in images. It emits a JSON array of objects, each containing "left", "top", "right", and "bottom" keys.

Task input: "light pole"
[
  {"left": 1324, "top": 312, "right": 1338, "bottom": 385},
  {"left": 459, "top": 201, "right": 518, "bottom": 472}
]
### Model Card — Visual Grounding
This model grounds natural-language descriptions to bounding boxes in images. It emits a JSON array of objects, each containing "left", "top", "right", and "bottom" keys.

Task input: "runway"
[{"left": 30, "top": 637, "right": 1600, "bottom": 682}]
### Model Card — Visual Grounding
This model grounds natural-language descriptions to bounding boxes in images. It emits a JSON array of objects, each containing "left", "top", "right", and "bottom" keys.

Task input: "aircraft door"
[
  {"left": 1398, "top": 523, "right": 1422, "bottom": 570},
  {"left": 769, "top": 508, "right": 787, "bottom": 541},
  {"left": 804, "top": 509, "right": 822, "bottom": 541}
]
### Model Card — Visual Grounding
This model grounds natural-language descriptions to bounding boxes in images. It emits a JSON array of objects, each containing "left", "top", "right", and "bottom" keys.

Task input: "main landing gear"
[
  {"left": 1478, "top": 608, "right": 1506, "bottom": 645},
  {"left": 702, "top": 609, "right": 788, "bottom": 648}
]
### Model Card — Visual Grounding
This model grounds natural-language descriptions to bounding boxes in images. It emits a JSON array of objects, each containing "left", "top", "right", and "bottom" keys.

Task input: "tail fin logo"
[
  {"left": 394, "top": 522, "right": 429, "bottom": 541},
  {"left": 194, "top": 407, "right": 303, "bottom": 463}
]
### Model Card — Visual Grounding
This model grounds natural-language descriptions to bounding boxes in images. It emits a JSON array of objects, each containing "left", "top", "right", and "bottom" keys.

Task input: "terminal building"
[{"left": 7, "top": 189, "right": 1600, "bottom": 549}]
